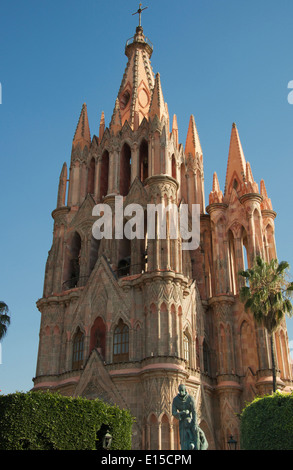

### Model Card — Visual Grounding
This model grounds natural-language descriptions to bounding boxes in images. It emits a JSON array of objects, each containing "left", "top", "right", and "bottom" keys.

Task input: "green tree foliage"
[
  {"left": 0, "top": 301, "right": 10, "bottom": 341},
  {"left": 239, "top": 257, "right": 293, "bottom": 391},
  {"left": 0, "top": 391, "right": 133, "bottom": 450},
  {"left": 240, "top": 392, "right": 293, "bottom": 450}
]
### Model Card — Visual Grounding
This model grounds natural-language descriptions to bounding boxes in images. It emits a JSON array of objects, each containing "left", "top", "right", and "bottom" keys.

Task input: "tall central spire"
[{"left": 110, "top": 7, "right": 155, "bottom": 132}]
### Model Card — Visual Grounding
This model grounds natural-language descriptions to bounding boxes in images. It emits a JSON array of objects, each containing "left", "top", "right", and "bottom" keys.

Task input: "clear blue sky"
[{"left": 1, "top": 0, "right": 293, "bottom": 394}]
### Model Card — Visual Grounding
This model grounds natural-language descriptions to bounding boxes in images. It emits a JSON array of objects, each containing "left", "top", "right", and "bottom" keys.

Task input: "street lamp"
[
  {"left": 102, "top": 430, "right": 113, "bottom": 450},
  {"left": 227, "top": 435, "right": 237, "bottom": 450}
]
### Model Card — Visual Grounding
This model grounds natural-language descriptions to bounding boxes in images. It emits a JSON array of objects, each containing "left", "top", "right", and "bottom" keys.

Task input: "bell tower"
[{"left": 34, "top": 6, "right": 293, "bottom": 451}]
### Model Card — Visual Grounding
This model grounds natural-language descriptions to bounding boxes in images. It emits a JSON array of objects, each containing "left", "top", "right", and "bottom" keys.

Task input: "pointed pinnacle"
[
  {"left": 149, "top": 72, "right": 166, "bottom": 121},
  {"left": 73, "top": 103, "right": 91, "bottom": 149},
  {"left": 110, "top": 99, "right": 122, "bottom": 135},
  {"left": 224, "top": 123, "right": 246, "bottom": 195},
  {"left": 185, "top": 115, "right": 203, "bottom": 158}
]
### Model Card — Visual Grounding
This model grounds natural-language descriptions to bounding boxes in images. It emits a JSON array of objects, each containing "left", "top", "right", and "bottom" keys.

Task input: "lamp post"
[
  {"left": 227, "top": 435, "right": 237, "bottom": 450},
  {"left": 102, "top": 430, "right": 113, "bottom": 450}
]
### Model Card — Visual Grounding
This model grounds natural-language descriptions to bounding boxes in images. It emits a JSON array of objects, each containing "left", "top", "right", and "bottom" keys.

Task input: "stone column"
[
  {"left": 65, "top": 331, "right": 72, "bottom": 371},
  {"left": 209, "top": 296, "right": 235, "bottom": 374},
  {"left": 94, "top": 156, "right": 101, "bottom": 200},
  {"left": 158, "top": 422, "right": 162, "bottom": 450},
  {"left": 170, "top": 423, "right": 174, "bottom": 450},
  {"left": 131, "top": 142, "right": 139, "bottom": 183},
  {"left": 52, "top": 227, "right": 64, "bottom": 293},
  {"left": 68, "top": 161, "right": 81, "bottom": 206},
  {"left": 108, "top": 149, "right": 117, "bottom": 194},
  {"left": 80, "top": 161, "right": 87, "bottom": 200}
]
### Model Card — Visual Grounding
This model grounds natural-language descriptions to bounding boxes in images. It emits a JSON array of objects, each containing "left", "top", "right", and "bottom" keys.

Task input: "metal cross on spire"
[{"left": 132, "top": 3, "right": 148, "bottom": 27}]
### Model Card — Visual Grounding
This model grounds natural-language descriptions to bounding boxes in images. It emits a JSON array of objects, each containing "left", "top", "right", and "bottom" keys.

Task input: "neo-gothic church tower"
[{"left": 33, "top": 16, "right": 293, "bottom": 450}]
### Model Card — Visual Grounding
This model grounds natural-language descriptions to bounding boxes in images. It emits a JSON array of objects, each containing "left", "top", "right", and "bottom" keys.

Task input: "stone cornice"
[
  {"left": 261, "top": 209, "right": 277, "bottom": 220},
  {"left": 207, "top": 294, "right": 235, "bottom": 307},
  {"left": 36, "top": 289, "right": 82, "bottom": 311},
  {"left": 239, "top": 192, "right": 263, "bottom": 205},
  {"left": 119, "top": 269, "right": 190, "bottom": 293},
  {"left": 215, "top": 375, "right": 242, "bottom": 393},
  {"left": 206, "top": 203, "right": 228, "bottom": 215},
  {"left": 32, "top": 370, "right": 81, "bottom": 390},
  {"left": 144, "top": 174, "right": 179, "bottom": 190},
  {"left": 51, "top": 206, "right": 70, "bottom": 220}
]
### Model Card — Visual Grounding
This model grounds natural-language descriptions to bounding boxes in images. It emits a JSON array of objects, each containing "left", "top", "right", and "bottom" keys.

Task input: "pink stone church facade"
[{"left": 33, "top": 20, "right": 293, "bottom": 450}]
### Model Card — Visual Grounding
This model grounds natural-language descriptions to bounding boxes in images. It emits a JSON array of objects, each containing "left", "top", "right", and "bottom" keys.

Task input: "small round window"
[{"left": 120, "top": 91, "right": 130, "bottom": 110}]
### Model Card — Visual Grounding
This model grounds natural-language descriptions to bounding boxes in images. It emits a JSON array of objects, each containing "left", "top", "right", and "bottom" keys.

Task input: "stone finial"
[
  {"left": 185, "top": 115, "right": 202, "bottom": 158},
  {"left": 260, "top": 179, "right": 273, "bottom": 210},
  {"left": 99, "top": 111, "right": 105, "bottom": 141},
  {"left": 109, "top": 99, "right": 122, "bottom": 135},
  {"left": 73, "top": 103, "right": 91, "bottom": 149},
  {"left": 57, "top": 162, "right": 67, "bottom": 208},
  {"left": 172, "top": 114, "right": 179, "bottom": 147},
  {"left": 224, "top": 123, "right": 246, "bottom": 196},
  {"left": 148, "top": 72, "right": 166, "bottom": 121},
  {"left": 209, "top": 172, "right": 223, "bottom": 204}
]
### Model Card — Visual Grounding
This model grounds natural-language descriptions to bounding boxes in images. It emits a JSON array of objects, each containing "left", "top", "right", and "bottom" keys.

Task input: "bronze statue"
[{"left": 172, "top": 384, "right": 208, "bottom": 450}]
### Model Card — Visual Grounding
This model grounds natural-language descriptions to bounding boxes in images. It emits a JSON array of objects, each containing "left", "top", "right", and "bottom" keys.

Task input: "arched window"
[
  {"left": 100, "top": 150, "right": 109, "bottom": 200},
  {"left": 90, "top": 317, "right": 106, "bottom": 359},
  {"left": 266, "top": 224, "right": 276, "bottom": 261},
  {"left": 161, "top": 414, "right": 171, "bottom": 450},
  {"left": 89, "top": 236, "right": 100, "bottom": 274},
  {"left": 117, "top": 256, "right": 131, "bottom": 277},
  {"left": 72, "top": 328, "right": 84, "bottom": 370},
  {"left": 64, "top": 231, "right": 82, "bottom": 289},
  {"left": 87, "top": 157, "right": 95, "bottom": 194},
  {"left": 139, "top": 139, "right": 148, "bottom": 182},
  {"left": 171, "top": 155, "right": 176, "bottom": 179},
  {"left": 253, "top": 209, "right": 262, "bottom": 255},
  {"left": 228, "top": 230, "right": 236, "bottom": 294},
  {"left": 183, "top": 333, "right": 190, "bottom": 364},
  {"left": 180, "top": 162, "right": 187, "bottom": 201},
  {"left": 203, "top": 339, "right": 211, "bottom": 375},
  {"left": 196, "top": 337, "right": 200, "bottom": 369},
  {"left": 120, "top": 143, "right": 131, "bottom": 196},
  {"left": 113, "top": 319, "right": 129, "bottom": 362},
  {"left": 242, "top": 228, "right": 249, "bottom": 270},
  {"left": 149, "top": 414, "right": 158, "bottom": 450},
  {"left": 120, "top": 90, "right": 130, "bottom": 110},
  {"left": 117, "top": 225, "right": 131, "bottom": 277}
]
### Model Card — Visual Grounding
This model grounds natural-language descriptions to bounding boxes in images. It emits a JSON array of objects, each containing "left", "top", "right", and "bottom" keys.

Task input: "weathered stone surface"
[{"left": 33, "top": 19, "right": 293, "bottom": 451}]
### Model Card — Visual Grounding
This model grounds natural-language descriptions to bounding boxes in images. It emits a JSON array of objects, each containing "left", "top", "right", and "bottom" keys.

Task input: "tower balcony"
[
  {"left": 125, "top": 35, "right": 153, "bottom": 50},
  {"left": 125, "top": 26, "right": 153, "bottom": 57},
  {"left": 62, "top": 275, "right": 89, "bottom": 291}
]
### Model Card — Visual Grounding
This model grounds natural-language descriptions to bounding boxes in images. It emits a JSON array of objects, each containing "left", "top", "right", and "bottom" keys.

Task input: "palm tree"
[
  {"left": 239, "top": 256, "right": 293, "bottom": 392},
  {"left": 0, "top": 301, "right": 11, "bottom": 341}
]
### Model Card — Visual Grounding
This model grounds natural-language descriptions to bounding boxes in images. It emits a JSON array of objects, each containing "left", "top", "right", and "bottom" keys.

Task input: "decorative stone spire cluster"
[
  {"left": 209, "top": 122, "right": 271, "bottom": 208},
  {"left": 109, "top": 23, "right": 155, "bottom": 131}
]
